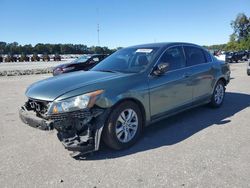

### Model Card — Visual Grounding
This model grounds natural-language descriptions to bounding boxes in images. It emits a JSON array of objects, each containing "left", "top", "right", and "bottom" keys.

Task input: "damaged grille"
[
  {"left": 50, "top": 108, "right": 104, "bottom": 132},
  {"left": 26, "top": 99, "right": 50, "bottom": 115},
  {"left": 49, "top": 108, "right": 103, "bottom": 121},
  {"left": 49, "top": 110, "right": 92, "bottom": 121}
]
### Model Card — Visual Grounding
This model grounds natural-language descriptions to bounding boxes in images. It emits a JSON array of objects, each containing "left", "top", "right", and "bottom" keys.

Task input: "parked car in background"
[
  {"left": 42, "top": 54, "right": 50, "bottom": 61},
  {"left": 247, "top": 62, "right": 250, "bottom": 76},
  {"left": 19, "top": 42, "right": 230, "bottom": 156},
  {"left": 52, "top": 54, "right": 108, "bottom": 76},
  {"left": 53, "top": 54, "right": 61, "bottom": 61},
  {"left": 18, "top": 54, "right": 30, "bottom": 62},
  {"left": 247, "top": 50, "right": 250, "bottom": 59},
  {"left": 214, "top": 51, "right": 226, "bottom": 61},
  {"left": 237, "top": 51, "right": 248, "bottom": 61},
  {"left": 225, "top": 52, "right": 240, "bottom": 63},
  {"left": 31, "top": 54, "right": 40, "bottom": 62},
  {"left": 225, "top": 51, "right": 249, "bottom": 63},
  {"left": 4, "top": 54, "right": 18, "bottom": 62}
]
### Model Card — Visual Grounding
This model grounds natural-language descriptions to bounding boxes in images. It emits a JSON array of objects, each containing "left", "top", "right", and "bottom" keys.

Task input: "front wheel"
[
  {"left": 210, "top": 80, "right": 225, "bottom": 108},
  {"left": 102, "top": 101, "right": 143, "bottom": 150}
]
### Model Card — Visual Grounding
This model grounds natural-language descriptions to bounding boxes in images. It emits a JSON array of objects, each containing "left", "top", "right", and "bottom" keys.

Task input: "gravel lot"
[
  {"left": 0, "top": 63, "right": 249, "bottom": 188},
  {"left": 0, "top": 60, "right": 74, "bottom": 76},
  {"left": 0, "top": 61, "right": 71, "bottom": 71}
]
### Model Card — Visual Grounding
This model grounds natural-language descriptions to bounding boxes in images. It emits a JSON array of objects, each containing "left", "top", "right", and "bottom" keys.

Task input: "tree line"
[
  {"left": 204, "top": 13, "right": 250, "bottom": 51},
  {"left": 0, "top": 42, "right": 119, "bottom": 55}
]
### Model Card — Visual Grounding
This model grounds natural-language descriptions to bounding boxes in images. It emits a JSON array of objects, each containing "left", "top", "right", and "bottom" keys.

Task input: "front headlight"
[
  {"left": 48, "top": 90, "right": 104, "bottom": 114},
  {"left": 62, "top": 67, "right": 75, "bottom": 72}
]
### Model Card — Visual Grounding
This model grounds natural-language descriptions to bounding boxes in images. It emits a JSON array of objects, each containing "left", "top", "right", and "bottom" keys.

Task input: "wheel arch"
[
  {"left": 110, "top": 98, "right": 147, "bottom": 128},
  {"left": 217, "top": 77, "right": 227, "bottom": 86},
  {"left": 210, "top": 76, "right": 227, "bottom": 97}
]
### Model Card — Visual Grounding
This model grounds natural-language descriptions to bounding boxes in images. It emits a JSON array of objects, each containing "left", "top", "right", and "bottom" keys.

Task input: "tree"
[
  {"left": 0, "top": 42, "right": 117, "bottom": 55},
  {"left": 34, "top": 43, "right": 49, "bottom": 54},
  {"left": 0, "top": 42, "right": 6, "bottom": 54},
  {"left": 7, "top": 42, "right": 20, "bottom": 54},
  {"left": 231, "top": 13, "right": 250, "bottom": 41},
  {"left": 22, "top": 44, "right": 33, "bottom": 54}
]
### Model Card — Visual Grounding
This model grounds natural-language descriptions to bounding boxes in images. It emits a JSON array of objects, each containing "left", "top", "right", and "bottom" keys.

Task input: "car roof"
[{"left": 128, "top": 42, "right": 202, "bottom": 49}]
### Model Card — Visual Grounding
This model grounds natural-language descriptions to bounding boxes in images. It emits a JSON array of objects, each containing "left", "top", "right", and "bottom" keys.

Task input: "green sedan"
[{"left": 19, "top": 42, "right": 230, "bottom": 156}]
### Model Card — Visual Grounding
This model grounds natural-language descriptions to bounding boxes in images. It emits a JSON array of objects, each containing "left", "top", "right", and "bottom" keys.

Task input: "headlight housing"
[
  {"left": 48, "top": 90, "right": 104, "bottom": 114},
  {"left": 62, "top": 66, "right": 75, "bottom": 72}
]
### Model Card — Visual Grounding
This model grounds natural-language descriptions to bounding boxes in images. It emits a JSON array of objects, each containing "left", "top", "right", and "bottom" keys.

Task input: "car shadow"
[{"left": 76, "top": 92, "right": 250, "bottom": 160}]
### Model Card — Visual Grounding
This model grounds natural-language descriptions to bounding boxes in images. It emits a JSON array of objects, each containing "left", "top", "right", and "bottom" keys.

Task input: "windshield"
[
  {"left": 91, "top": 47, "right": 159, "bottom": 73},
  {"left": 72, "top": 55, "right": 91, "bottom": 63}
]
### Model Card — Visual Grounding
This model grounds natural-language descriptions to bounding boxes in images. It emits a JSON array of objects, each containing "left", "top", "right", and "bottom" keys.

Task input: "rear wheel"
[
  {"left": 210, "top": 80, "right": 225, "bottom": 108},
  {"left": 102, "top": 101, "right": 143, "bottom": 150}
]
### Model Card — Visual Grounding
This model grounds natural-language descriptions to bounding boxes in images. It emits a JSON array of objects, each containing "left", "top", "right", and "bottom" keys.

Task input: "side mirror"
[{"left": 153, "top": 63, "right": 169, "bottom": 76}]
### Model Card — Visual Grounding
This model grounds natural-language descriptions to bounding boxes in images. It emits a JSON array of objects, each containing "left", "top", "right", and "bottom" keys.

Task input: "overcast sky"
[{"left": 0, "top": 0, "right": 250, "bottom": 48}]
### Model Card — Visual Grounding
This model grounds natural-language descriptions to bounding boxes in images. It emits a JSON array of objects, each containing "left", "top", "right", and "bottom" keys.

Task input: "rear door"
[
  {"left": 183, "top": 46, "right": 214, "bottom": 102},
  {"left": 149, "top": 46, "right": 193, "bottom": 119}
]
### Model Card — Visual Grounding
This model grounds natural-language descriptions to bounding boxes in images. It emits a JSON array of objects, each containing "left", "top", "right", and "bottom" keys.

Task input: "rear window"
[{"left": 184, "top": 46, "right": 207, "bottom": 66}]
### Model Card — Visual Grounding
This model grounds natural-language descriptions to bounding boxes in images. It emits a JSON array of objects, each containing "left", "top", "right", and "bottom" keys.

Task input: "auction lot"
[
  {"left": 0, "top": 60, "right": 70, "bottom": 71},
  {"left": 0, "top": 63, "right": 249, "bottom": 187}
]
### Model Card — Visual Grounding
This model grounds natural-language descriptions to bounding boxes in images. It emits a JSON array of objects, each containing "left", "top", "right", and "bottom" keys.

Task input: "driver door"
[{"left": 149, "top": 46, "right": 193, "bottom": 119}]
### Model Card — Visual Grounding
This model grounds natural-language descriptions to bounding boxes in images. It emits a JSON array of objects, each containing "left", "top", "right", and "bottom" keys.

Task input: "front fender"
[{"left": 95, "top": 85, "right": 151, "bottom": 124}]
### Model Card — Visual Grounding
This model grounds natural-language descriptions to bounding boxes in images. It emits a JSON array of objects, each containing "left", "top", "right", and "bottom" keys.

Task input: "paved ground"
[{"left": 0, "top": 63, "right": 249, "bottom": 188}]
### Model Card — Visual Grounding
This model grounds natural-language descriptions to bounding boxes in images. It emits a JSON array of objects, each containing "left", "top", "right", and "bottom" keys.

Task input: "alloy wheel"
[
  {"left": 115, "top": 109, "right": 138, "bottom": 143},
  {"left": 214, "top": 83, "right": 224, "bottom": 105}
]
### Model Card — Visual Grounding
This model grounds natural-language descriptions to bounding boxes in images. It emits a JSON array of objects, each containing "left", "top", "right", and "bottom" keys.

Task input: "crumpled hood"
[{"left": 26, "top": 71, "right": 125, "bottom": 101}]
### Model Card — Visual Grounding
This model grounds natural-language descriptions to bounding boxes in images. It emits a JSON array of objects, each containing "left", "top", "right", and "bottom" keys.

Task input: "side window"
[
  {"left": 159, "top": 46, "right": 185, "bottom": 71},
  {"left": 184, "top": 46, "right": 207, "bottom": 66},
  {"left": 203, "top": 50, "right": 212, "bottom": 62}
]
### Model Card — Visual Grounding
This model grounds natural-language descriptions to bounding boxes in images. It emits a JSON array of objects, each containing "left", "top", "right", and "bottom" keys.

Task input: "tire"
[
  {"left": 102, "top": 101, "right": 143, "bottom": 150},
  {"left": 210, "top": 80, "right": 225, "bottom": 108}
]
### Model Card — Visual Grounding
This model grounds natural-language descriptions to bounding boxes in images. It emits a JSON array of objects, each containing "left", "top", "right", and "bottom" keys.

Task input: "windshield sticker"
[{"left": 136, "top": 49, "right": 153, "bottom": 53}]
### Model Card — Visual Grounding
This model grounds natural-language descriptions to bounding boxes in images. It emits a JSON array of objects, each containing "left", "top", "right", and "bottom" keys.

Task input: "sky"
[{"left": 0, "top": 0, "right": 250, "bottom": 48}]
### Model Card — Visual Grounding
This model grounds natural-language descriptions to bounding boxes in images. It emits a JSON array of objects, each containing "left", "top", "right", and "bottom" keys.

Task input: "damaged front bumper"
[
  {"left": 19, "top": 106, "right": 53, "bottom": 130},
  {"left": 19, "top": 104, "right": 108, "bottom": 156}
]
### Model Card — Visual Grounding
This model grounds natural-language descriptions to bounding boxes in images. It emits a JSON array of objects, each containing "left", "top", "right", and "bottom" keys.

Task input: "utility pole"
[
  {"left": 97, "top": 8, "right": 100, "bottom": 46},
  {"left": 97, "top": 23, "right": 100, "bottom": 46}
]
